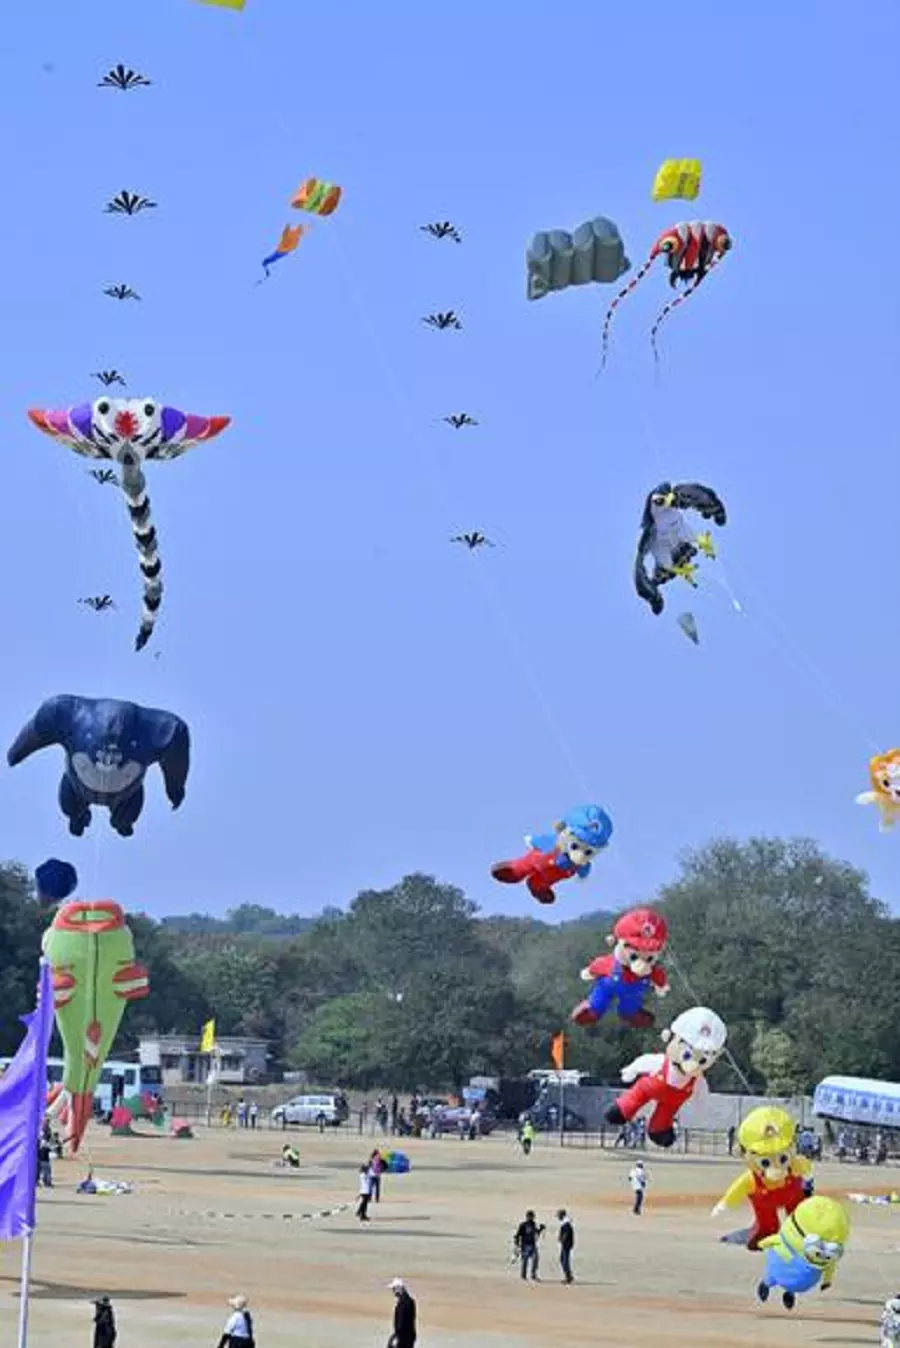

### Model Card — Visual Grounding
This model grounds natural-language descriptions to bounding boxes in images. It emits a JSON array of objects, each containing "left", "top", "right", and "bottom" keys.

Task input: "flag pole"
[
  {"left": 17, "top": 1230, "right": 33, "bottom": 1348},
  {"left": 559, "top": 1067, "right": 565, "bottom": 1149}
]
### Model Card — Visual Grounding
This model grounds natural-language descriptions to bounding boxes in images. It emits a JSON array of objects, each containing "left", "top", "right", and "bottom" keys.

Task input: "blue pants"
[{"left": 588, "top": 978, "right": 647, "bottom": 1019}]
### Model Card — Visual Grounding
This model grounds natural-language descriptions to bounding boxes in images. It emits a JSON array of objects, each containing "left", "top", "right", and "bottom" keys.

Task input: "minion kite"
[
  {"left": 756, "top": 1196, "right": 850, "bottom": 1311},
  {"left": 712, "top": 1106, "right": 814, "bottom": 1249}
]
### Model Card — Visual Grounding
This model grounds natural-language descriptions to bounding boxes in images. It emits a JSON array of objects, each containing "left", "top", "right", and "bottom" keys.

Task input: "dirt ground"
[{"left": 1, "top": 1124, "right": 895, "bottom": 1347}]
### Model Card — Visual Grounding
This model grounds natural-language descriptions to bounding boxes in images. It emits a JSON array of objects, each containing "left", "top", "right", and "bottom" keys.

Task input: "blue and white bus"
[{"left": 0, "top": 1056, "right": 163, "bottom": 1116}]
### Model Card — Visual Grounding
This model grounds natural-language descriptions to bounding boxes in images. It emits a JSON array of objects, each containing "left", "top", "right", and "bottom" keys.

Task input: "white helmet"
[{"left": 667, "top": 1006, "right": 727, "bottom": 1054}]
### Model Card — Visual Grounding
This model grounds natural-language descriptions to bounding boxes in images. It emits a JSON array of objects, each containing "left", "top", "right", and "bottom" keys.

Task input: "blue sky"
[{"left": 1, "top": 0, "right": 897, "bottom": 920}]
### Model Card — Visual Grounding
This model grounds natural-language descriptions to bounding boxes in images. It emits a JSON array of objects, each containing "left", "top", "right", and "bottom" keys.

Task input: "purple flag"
[{"left": 0, "top": 961, "right": 54, "bottom": 1242}]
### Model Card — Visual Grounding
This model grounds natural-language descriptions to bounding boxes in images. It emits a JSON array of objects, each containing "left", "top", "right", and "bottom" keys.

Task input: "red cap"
[{"left": 612, "top": 907, "right": 668, "bottom": 953}]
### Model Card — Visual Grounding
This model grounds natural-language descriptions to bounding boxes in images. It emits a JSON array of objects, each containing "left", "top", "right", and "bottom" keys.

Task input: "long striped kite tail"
[
  {"left": 117, "top": 457, "right": 163, "bottom": 651},
  {"left": 649, "top": 255, "right": 721, "bottom": 365},
  {"left": 600, "top": 256, "right": 655, "bottom": 370}
]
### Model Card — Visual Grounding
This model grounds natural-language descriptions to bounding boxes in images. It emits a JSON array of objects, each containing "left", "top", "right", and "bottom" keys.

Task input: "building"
[{"left": 138, "top": 1034, "right": 273, "bottom": 1086}]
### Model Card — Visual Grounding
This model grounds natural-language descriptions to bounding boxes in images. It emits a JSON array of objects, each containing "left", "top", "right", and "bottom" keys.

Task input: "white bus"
[{"left": 0, "top": 1056, "right": 163, "bottom": 1117}]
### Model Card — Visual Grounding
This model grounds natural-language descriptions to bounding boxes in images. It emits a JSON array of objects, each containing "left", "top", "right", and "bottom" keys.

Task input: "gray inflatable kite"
[{"left": 526, "top": 217, "right": 629, "bottom": 301}]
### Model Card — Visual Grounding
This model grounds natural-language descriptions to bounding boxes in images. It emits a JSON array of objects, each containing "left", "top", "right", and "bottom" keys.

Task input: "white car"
[{"left": 271, "top": 1093, "right": 348, "bottom": 1128}]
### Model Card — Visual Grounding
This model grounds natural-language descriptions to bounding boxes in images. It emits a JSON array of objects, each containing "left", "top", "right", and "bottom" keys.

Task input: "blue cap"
[{"left": 562, "top": 805, "right": 613, "bottom": 850}]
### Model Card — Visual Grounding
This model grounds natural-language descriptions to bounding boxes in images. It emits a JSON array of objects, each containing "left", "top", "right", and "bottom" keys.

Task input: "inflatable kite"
[
  {"left": 571, "top": 907, "right": 669, "bottom": 1029},
  {"left": 7, "top": 694, "right": 190, "bottom": 837},
  {"left": 605, "top": 1006, "right": 727, "bottom": 1148},
  {"left": 601, "top": 221, "right": 732, "bottom": 366},
  {"left": 43, "top": 899, "right": 149, "bottom": 1152},
  {"left": 856, "top": 750, "right": 900, "bottom": 831},
  {"left": 652, "top": 158, "right": 702, "bottom": 202},
  {"left": 491, "top": 805, "right": 612, "bottom": 906},
  {"left": 378, "top": 1150, "right": 411, "bottom": 1174},
  {"left": 291, "top": 178, "right": 342, "bottom": 216},
  {"left": 196, "top": 0, "right": 246, "bottom": 8},
  {"left": 27, "top": 397, "right": 231, "bottom": 650},
  {"left": 756, "top": 1196, "right": 850, "bottom": 1310},
  {"left": 526, "top": 217, "right": 629, "bottom": 301},
  {"left": 634, "top": 481, "right": 726, "bottom": 617},
  {"left": 712, "top": 1106, "right": 814, "bottom": 1249},
  {"left": 262, "top": 224, "right": 304, "bottom": 278},
  {"left": 35, "top": 859, "right": 79, "bottom": 905}
]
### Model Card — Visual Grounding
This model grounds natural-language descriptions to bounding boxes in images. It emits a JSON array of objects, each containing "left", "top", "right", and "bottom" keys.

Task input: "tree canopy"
[{"left": 1, "top": 838, "right": 897, "bottom": 1094}]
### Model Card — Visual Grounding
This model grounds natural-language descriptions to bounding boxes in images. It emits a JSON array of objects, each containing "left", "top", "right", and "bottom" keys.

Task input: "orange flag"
[{"left": 550, "top": 1032, "right": 565, "bottom": 1071}]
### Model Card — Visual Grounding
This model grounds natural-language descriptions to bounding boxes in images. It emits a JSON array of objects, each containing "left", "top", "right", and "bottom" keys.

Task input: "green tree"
[{"left": 0, "top": 863, "right": 45, "bottom": 1054}]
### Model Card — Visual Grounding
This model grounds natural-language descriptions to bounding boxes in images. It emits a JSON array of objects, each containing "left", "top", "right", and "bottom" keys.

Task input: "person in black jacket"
[
  {"left": 92, "top": 1296, "right": 117, "bottom": 1348},
  {"left": 388, "top": 1277, "right": 416, "bottom": 1348},
  {"left": 557, "top": 1208, "right": 575, "bottom": 1284},
  {"left": 514, "top": 1210, "right": 545, "bottom": 1281}
]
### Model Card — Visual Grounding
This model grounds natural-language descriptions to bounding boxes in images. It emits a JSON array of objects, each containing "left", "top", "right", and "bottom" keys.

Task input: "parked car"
[
  {"left": 429, "top": 1104, "right": 497, "bottom": 1136},
  {"left": 525, "top": 1101, "right": 587, "bottom": 1132},
  {"left": 271, "top": 1092, "right": 349, "bottom": 1129}
]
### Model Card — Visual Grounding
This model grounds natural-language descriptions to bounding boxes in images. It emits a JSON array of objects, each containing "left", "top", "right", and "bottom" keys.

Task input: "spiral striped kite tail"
[
  {"left": 649, "top": 255, "right": 724, "bottom": 365},
  {"left": 117, "top": 457, "right": 163, "bottom": 651},
  {"left": 600, "top": 257, "right": 656, "bottom": 370}
]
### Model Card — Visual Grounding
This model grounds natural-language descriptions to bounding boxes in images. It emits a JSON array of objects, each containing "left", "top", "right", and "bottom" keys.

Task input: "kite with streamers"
[
  {"left": 262, "top": 225, "right": 304, "bottom": 278},
  {"left": 27, "top": 396, "right": 231, "bottom": 650},
  {"left": 601, "top": 221, "right": 732, "bottom": 365}
]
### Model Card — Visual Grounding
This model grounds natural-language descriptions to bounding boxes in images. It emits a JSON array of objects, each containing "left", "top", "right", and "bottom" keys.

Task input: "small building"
[{"left": 138, "top": 1034, "right": 273, "bottom": 1085}]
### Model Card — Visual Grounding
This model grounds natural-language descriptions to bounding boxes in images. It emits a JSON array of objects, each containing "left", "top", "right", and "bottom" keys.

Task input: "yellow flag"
[
  {"left": 200, "top": 1019, "right": 216, "bottom": 1053},
  {"left": 550, "top": 1032, "right": 565, "bottom": 1071}
]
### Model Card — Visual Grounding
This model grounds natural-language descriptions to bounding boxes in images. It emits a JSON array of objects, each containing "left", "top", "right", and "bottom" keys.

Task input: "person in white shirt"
[
  {"left": 881, "top": 1295, "right": 900, "bottom": 1347},
  {"left": 628, "top": 1160, "right": 647, "bottom": 1215},
  {"left": 216, "top": 1295, "right": 254, "bottom": 1347},
  {"left": 356, "top": 1162, "right": 373, "bottom": 1222}
]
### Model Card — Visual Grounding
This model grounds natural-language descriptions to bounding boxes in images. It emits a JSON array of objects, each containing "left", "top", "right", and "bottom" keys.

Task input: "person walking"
[
  {"left": 519, "top": 1118, "right": 535, "bottom": 1157},
  {"left": 37, "top": 1134, "right": 53, "bottom": 1188},
  {"left": 369, "top": 1149, "right": 384, "bottom": 1203},
  {"left": 92, "top": 1296, "right": 117, "bottom": 1348},
  {"left": 216, "top": 1294, "right": 255, "bottom": 1347},
  {"left": 557, "top": 1209, "right": 575, "bottom": 1283},
  {"left": 514, "top": 1210, "right": 545, "bottom": 1281},
  {"left": 629, "top": 1159, "right": 648, "bottom": 1215},
  {"left": 387, "top": 1277, "right": 416, "bottom": 1348},
  {"left": 356, "top": 1162, "right": 373, "bottom": 1221}
]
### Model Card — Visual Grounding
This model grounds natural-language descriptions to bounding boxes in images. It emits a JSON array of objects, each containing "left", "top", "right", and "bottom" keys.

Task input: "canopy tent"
[{"left": 813, "top": 1075, "right": 900, "bottom": 1127}]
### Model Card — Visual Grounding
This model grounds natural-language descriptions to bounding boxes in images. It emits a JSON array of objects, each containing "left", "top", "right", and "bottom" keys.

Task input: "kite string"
[
  {"left": 633, "top": 384, "right": 878, "bottom": 756},
  {"left": 329, "top": 227, "right": 763, "bottom": 1102}
]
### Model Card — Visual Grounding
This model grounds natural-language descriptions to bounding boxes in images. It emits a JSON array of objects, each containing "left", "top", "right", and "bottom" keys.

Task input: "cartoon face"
[
  {"left": 615, "top": 939, "right": 659, "bottom": 979},
  {"left": 557, "top": 827, "right": 598, "bottom": 868},
  {"left": 871, "top": 751, "right": 900, "bottom": 803},
  {"left": 90, "top": 397, "right": 164, "bottom": 451},
  {"left": 665, "top": 1033, "right": 720, "bottom": 1078},
  {"left": 800, "top": 1232, "right": 844, "bottom": 1267},
  {"left": 745, "top": 1146, "right": 793, "bottom": 1183}
]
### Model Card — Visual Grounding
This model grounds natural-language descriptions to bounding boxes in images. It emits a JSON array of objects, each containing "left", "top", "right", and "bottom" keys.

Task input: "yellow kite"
[
  {"left": 652, "top": 158, "right": 702, "bottom": 202},
  {"left": 195, "top": 0, "right": 247, "bottom": 10}
]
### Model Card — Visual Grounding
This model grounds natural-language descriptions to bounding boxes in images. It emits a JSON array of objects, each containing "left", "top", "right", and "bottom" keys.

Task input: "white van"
[{"left": 271, "top": 1092, "right": 349, "bottom": 1129}]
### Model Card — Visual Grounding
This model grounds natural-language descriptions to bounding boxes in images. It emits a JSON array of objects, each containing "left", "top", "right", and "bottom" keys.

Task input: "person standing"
[
  {"left": 37, "top": 1134, "right": 53, "bottom": 1188},
  {"left": 92, "top": 1296, "right": 117, "bottom": 1348},
  {"left": 557, "top": 1209, "right": 575, "bottom": 1284},
  {"left": 629, "top": 1159, "right": 648, "bottom": 1215},
  {"left": 388, "top": 1277, "right": 416, "bottom": 1348},
  {"left": 216, "top": 1294, "right": 254, "bottom": 1347},
  {"left": 369, "top": 1149, "right": 384, "bottom": 1203},
  {"left": 390, "top": 1095, "right": 399, "bottom": 1134},
  {"left": 249, "top": 1101, "right": 258, "bottom": 1131},
  {"left": 514, "top": 1210, "right": 545, "bottom": 1281},
  {"left": 727, "top": 1125, "right": 736, "bottom": 1157},
  {"left": 356, "top": 1162, "right": 373, "bottom": 1222},
  {"left": 236, "top": 1098, "right": 248, "bottom": 1129},
  {"left": 519, "top": 1118, "right": 535, "bottom": 1157}
]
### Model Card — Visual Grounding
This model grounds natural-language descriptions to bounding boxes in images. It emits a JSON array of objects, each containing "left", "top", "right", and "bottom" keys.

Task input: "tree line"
[{"left": 1, "top": 836, "right": 897, "bottom": 1095}]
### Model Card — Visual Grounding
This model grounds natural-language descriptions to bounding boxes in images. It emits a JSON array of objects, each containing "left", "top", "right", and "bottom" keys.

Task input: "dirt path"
[{"left": 1, "top": 1125, "right": 892, "bottom": 1346}]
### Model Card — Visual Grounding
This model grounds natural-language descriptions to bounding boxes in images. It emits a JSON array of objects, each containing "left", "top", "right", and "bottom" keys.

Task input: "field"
[{"left": 1, "top": 1124, "right": 895, "bottom": 1347}]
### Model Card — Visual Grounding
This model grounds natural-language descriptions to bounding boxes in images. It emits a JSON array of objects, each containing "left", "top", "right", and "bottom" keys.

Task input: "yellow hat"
[{"left": 738, "top": 1106, "right": 795, "bottom": 1157}]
